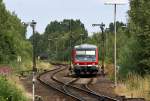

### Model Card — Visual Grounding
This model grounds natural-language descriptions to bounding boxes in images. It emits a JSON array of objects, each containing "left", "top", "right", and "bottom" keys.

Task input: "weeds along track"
[{"left": 84, "top": 78, "right": 145, "bottom": 101}]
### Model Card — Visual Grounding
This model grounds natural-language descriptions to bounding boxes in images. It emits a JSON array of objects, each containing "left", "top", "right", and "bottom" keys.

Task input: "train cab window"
[
  {"left": 75, "top": 50, "right": 96, "bottom": 62},
  {"left": 76, "top": 50, "right": 95, "bottom": 55},
  {"left": 86, "top": 50, "right": 95, "bottom": 55}
]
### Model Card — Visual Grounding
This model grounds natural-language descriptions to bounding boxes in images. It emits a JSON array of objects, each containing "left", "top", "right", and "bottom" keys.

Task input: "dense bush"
[{"left": 0, "top": 76, "right": 27, "bottom": 101}]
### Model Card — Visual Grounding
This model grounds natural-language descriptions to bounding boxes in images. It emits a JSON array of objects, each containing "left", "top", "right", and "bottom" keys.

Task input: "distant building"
[{"left": 39, "top": 53, "right": 48, "bottom": 60}]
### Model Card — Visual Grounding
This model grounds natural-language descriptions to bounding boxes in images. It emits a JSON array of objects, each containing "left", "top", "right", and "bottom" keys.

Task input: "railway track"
[
  {"left": 62, "top": 78, "right": 118, "bottom": 101},
  {"left": 37, "top": 64, "right": 120, "bottom": 101},
  {"left": 83, "top": 78, "right": 118, "bottom": 101},
  {"left": 83, "top": 78, "right": 145, "bottom": 101},
  {"left": 37, "top": 65, "right": 84, "bottom": 101}
]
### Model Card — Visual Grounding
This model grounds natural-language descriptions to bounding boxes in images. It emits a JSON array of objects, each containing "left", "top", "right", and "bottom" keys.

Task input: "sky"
[{"left": 3, "top": 0, "right": 129, "bottom": 38}]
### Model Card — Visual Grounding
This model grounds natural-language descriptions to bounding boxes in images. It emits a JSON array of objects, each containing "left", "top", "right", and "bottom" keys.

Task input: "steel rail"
[
  {"left": 63, "top": 78, "right": 101, "bottom": 101},
  {"left": 52, "top": 70, "right": 118, "bottom": 101},
  {"left": 37, "top": 64, "right": 85, "bottom": 101},
  {"left": 84, "top": 78, "right": 119, "bottom": 101},
  {"left": 63, "top": 78, "right": 86, "bottom": 101},
  {"left": 37, "top": 63, "right": 119, "bottom": 101}
]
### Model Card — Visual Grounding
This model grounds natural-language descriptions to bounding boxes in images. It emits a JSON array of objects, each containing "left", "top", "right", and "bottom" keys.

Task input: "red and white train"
[{"left": 71, "top": 44, "right": 99, "bottom": 75}]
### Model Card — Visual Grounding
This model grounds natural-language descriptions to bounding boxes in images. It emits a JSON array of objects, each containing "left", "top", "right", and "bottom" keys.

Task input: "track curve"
[{"left": 37, "top": 64, "right": 119, "bottom": 101}]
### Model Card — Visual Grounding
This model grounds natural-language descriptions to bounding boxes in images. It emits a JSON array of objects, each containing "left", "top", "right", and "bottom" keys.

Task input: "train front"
[{"left": 72, "top": 44, "right": 99, "bottom": 75}]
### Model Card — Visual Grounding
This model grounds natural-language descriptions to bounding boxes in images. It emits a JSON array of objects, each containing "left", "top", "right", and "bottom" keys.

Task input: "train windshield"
[{"left": 76, "top": 50, "right": 96, "bottom": 62}]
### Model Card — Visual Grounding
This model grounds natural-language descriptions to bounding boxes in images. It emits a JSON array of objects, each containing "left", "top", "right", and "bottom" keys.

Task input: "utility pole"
[
  {"left": 92, "top": 23, "right": 105, "bottom": 75},
  {"left": 54, "top": 38, "right": 58, "bottom": 60},
  {"left": 62, "top": 37, "right": 65, "bottom": 62},
  {"left": 63, "top": 19, "right": 72, "bottom": 70},
  {"left": 48, "top": 38, "right": 52, "bottom": 61},
  {"left": 63, "top": 39, "right": 65, "bottom": 62},
  {"left": 105, "top": 0, "right": 126, "bottom": 87},
  {"left": 105, "top": 28, "right": 110, "bottom": 57},
  {"left": 69, "top": 20, "right": 72, "bottom": 70}
]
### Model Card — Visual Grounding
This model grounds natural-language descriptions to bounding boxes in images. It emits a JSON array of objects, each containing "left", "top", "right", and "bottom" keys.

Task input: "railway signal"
[
  {"left": 23, "top": 20, "right": 37, "bottom": 101},
  {"left": 104, "top": 0, "right": 126, "bottom": 87},
  {"left": 92, "top": 23, "right": 105, "bottom": 75},
  {"left": 30, "top": 20, "right": 37, "bottom": 101}
]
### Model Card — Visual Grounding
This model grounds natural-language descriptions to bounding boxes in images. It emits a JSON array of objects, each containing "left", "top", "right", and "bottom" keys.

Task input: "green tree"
[
  {"left": 0, "top": 0, "right": 32, "bottom": 64},
  {"left": 30, "top": 19, "right": 88, "bottom": 61},
  {"left": 129, "top": 0, "right": 150, "bottom": 75}
]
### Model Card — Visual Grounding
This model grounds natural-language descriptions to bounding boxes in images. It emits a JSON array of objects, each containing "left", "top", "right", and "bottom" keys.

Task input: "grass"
[
  {"left": 0, "top": 60, "right": 53, "bottom": 101},
  {"left": 104, "top": 64, "right": 116, "bottom": 81},
  {"left": 0, "top": 60, "right": 32, "bottom": 101},
  {"left": 0, "top": 76, "right": 28, "bottom": 101},
  {"left": 115, "top": 74, "right": 150, "bottom": 101},
  {"left": 36, "top": 60, "right": 52, "bottom": 70},
  {"left": 0, "top": 60, "right": 53, "bottom": 73},
  {"left": 103, "top": 63, "right": 150, "bottom": 100},
  {"left": 8, "top": 75, "right": 32, "bottom": 100},
  {"left": 0, "top": 60, "right": 33, "bottom": 72}
]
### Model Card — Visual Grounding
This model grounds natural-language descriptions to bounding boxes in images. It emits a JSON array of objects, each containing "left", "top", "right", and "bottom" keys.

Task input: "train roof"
[{"left": 74, "top": 44, "right": 97, "bottom": 49}]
